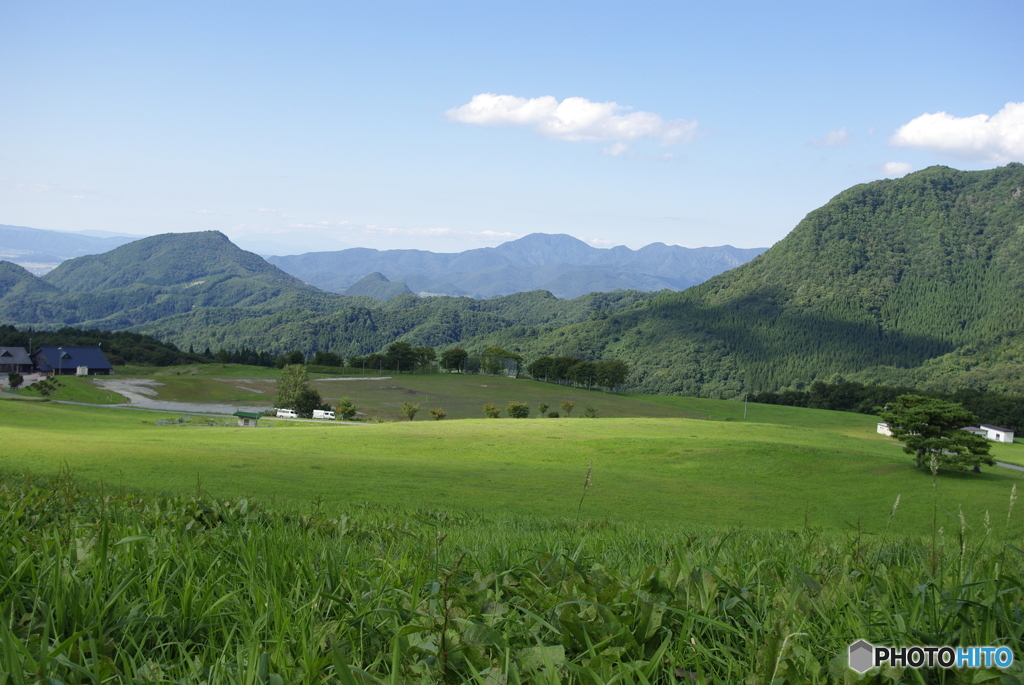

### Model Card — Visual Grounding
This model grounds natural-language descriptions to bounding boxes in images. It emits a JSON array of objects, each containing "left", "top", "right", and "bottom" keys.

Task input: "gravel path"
[
  {"left": 94, "top": 378, "right": 271, "bottom": 415},
  {"left": 997, "top": 461, "right": 1024, "bottom": 473},
  {"left": 313, "top": 376, "right": 392, "bottom": 381}
]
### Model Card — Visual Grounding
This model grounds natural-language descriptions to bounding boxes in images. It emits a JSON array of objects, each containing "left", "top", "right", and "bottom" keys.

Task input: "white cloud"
[
  {"left": 811, "top": 127, "right": 850, "bottom": 147},
  {"left": 446, "top": 94, "right": 698, "bottom": 151},
  {"left": 890, "top": 102, "right": 1024, "bottom": 163},
  {"left": 197, "top": 209, "right": 213, "bottom": 214},
  {"left": 882, "top": 162, "right": 913, "bottom": 177},
  {"left": 474, "top": 229, "right": 522, "bottom": 240}
]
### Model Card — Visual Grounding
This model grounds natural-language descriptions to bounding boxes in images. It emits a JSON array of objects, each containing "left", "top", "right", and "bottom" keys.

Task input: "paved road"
[
  {"left": 997, "top": 461, "right": 1024, "bottom": 472},
  {"left": 1, "top": 387, "right": 366, "bottom": 425}
]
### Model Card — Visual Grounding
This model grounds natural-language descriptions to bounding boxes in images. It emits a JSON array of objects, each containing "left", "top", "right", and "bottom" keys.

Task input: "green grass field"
[
  {"left": 5, "top": 368, "right": 1024, "bottom": 682},
  {"left": 103, "top": 363, "right": 908, "bottom": 425},
  {"left": 3, "top": 400, "right": 1020, "bottom": 535},
  {"left": 5, "top": 471, "right": 1021, "bottom": 683},
  {"left": 11, "top": 375, "right": 127, "bottom": 404}
]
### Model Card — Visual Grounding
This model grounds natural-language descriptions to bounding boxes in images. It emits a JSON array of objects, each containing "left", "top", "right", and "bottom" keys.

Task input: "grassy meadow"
[
  {"left": 2, "top": 471, "right": 1022, "bottom": 683},
  {"left": 2, "top": 398, "right": 1022, "bottom": 535},
  {"left": 10, "top": 374, "right": 128, "bottom": 404},
  {"left": 4, "top": 369, "right": 1024, "bottom": 682}
]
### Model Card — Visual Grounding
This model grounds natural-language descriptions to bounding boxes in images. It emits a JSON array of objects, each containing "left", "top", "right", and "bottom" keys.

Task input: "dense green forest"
[
  {"left": 2, "top": 164, "right": 1024, "bottom": 396},
  {"left": 474, "top": 164, "right": 1024, "bottom": 396},
  {"left": 0, "top": 325, "right": 206, "bottom": 366},
  {"left": 750, "top": 378, "right": 1024, "bottom": 432}
]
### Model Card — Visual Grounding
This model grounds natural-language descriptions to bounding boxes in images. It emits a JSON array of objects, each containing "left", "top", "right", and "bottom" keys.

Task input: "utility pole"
[{"left": 743, "top": 393, "right": 748, "bottom": 420}]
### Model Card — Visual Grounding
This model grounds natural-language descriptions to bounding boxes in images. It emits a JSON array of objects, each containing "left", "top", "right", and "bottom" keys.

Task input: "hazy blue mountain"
[
  {"left": 267, "top": 234, "right": 767, "bottom": 299},
  {"left": 0, "top": 224, "right": 139, "bottom": 274}
]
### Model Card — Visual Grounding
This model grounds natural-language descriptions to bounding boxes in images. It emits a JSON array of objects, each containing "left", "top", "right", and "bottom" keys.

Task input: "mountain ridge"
[
  {"left": 267, "top": 233, "right": 766, "bottom": 298},
  {"left": 3, "top": 165, "right": 1024, "bottom": 397},
  {"left": 475, "top": 164, "right": 1024, "bottom": 396}
]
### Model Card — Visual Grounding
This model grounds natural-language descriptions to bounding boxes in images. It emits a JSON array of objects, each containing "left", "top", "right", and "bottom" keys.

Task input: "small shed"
[
  {"left": 877, "top": 422, "right": 892, "bottom": 436},
  {"left": 980, "top": 424, "right": 1015, "bottom": 443},
  {"left": 233, "top": 410, "right": 261, "bottom": 427}
]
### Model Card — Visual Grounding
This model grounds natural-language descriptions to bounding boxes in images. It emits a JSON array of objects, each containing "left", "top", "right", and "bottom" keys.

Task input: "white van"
[
  {"left": 276, "top": 408, "right": 298, "bottom": 418},
  {"left": 313, "top": 409, "right": 336, "bottom": 420}
]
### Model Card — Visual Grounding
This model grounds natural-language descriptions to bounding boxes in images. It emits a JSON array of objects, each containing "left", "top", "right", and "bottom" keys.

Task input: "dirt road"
[{"left": 94, "top": 378, "right": 271, "bottom": 415}]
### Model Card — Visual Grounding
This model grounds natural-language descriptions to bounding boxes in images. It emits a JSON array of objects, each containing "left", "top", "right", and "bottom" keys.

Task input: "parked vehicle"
[
  {"left": 276, "top": 408, "right": 298, "bottom": 418},
  {"left": 312, "top": 409, "right": 336, "bottom": 420}
]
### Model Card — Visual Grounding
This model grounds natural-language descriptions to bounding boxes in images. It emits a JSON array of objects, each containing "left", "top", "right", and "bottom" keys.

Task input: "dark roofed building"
[
  {"left": 33, "top": 345, "right": 114, "bottom": 376},
  {"left": 0, "top": 347, "right": 33, "bottom": 374}
]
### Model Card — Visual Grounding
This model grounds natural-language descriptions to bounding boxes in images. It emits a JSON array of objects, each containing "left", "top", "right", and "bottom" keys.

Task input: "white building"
[
  {"left": 980, "top": 424, "right": 1015, "bottom": 443},
  {"left": 877, "top": 422, "right": 892, "bottom": 436}
]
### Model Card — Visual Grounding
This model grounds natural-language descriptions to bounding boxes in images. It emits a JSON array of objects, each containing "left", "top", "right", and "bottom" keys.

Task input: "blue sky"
[{"left": 1, "top": 1, "right": 1021, "bottom": 255}]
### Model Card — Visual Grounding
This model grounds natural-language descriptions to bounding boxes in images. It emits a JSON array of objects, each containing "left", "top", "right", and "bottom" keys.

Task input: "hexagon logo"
[{"left": 848, "top": 640, "right": 875, "bottom": 673}]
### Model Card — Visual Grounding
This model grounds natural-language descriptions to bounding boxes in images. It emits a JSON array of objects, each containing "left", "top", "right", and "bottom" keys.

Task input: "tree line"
[
  {"left": 526, "top": 356, "right": 629, "bottom": 392},
  {"left": 750, "top": 379, "right": 1024, "bottom": 432},
  {"left": 0, "top": 325, "right": 206, "bottom": 367}
]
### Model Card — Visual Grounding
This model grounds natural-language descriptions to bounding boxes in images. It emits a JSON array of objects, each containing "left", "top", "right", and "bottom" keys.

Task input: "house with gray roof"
[
  {"left": 33, "top": 345, "right": 113, "bottom": 376},
  {"left": 0, "top": 347, "right": 33, "bottom": 374}
]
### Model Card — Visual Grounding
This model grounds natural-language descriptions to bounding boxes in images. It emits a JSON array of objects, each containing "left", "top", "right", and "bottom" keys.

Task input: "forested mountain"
[
  {"left": 43, "top": 231, "right": 305, "bottom": 292},
  {"left": 0, "top": 224, "right": 138, "bottom": 274},
  {"left": 343, "top": 273, "right": 414, "bottom": 300},
  {"left": 0, "top": 231, "right": 656, "bottom": 361},
  {"left": 267, "top": 233, "right": 766, "bottom": 298},
  {"left": 4, "top": 164, "right": 1024, "bottom": 397},
  {"left": 0, "top": 232, "right": 325, "bottom": 329},
  {"left": 472, "top": 164, "right": 1024, "bottom": 396}
]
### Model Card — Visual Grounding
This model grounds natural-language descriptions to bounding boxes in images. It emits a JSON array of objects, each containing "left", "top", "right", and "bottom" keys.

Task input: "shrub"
[
  {"left": 294, "top": 386, "right": 330, "bottom": 418},
  {"left": 547, "top": 411, "right": 560, "bottom": 418},
  {"left": 583, "top": 406, "right": 599, "bottom": 418},
  {"left": 560, "top": 400, "right": 575, "bottom": 417},
  {"left": 429, "top": 407, "right": 446, "bottom": 421},
  {"left": 336, "top": 397, "right": 357, "bottom": 421},
  {"left": 506, "top": 401, "right": 530, "bottom": 419},
  {"left": 538, "top": 403, "right": 549, "bottom": 415},
  {"left": 401, "top": 402, "right": 420, "bottom": 421},
  {"left": 8, "top": 372, "right": 23, "bottom": 390},
  {"left": 483, "top": 403, "right": 501, "bottom": 419}
]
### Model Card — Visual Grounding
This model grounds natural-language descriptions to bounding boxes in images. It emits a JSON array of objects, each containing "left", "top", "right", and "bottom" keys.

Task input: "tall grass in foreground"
[{"left": 0, "top": 471, "right": 1022, "bottom": 684}]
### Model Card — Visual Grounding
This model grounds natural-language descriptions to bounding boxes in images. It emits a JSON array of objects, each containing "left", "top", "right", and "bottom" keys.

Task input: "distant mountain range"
[
  {"left": 3, "top": 164, "right": 1023, "bottom": 397},
  {"left": 0, "top": 224, "right": 139, "bottom": 274},
  {"left": 0, "top": 230, "right": 657, "bottom": 356},
  {"left": 267, "top": 234, "right": 767, "bottom": 299}
]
